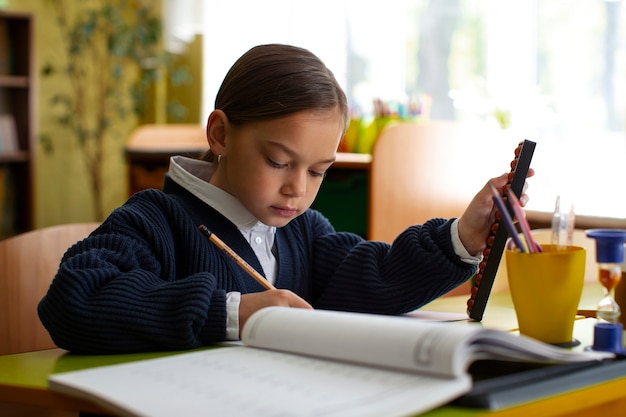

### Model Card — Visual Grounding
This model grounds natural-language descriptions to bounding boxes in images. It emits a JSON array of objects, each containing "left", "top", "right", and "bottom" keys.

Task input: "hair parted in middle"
[{"left": 202, "top": 44, "right": 349, "bottom": 162}]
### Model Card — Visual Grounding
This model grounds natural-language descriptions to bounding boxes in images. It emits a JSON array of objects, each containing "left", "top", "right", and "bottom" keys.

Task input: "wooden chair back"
[{"left": 0, "top": 222, "right": 99, "bottom": 355}]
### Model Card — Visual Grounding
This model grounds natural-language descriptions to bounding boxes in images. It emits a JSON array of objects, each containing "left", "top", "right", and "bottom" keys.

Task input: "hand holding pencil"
[
  {"left": 198, "top": 224, "right": 276, "bottom": 290},
  {"left": 198, "top": 224, "right": 312, "bottom": 336}
]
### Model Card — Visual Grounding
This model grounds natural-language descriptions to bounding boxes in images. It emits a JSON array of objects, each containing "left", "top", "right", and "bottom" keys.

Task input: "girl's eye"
[
  {"left": 267, "top": 157, "right": 326, "bottom": 178},
  {"left": 267, "top": 158, "right": 286, "bottom": 169}
]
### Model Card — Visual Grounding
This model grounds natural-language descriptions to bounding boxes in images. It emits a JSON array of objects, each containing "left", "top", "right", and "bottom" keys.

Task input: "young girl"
[{"left": 38, "top": 44, "right": 532, "bottom": 354}]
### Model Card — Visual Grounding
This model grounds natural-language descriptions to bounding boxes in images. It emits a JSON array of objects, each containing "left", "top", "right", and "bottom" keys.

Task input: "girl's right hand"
[{"left": 239, "top": 290, "right": 312, "bottom": 337}]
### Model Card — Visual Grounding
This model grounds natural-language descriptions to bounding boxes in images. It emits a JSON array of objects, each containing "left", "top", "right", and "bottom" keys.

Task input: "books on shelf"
[
  {"left": 0, "top": 18, "right": 9, "bottom": 75},
  {"left": 0, "top": 165, "right": 15, "bottom": 238},
  {"left": 0, "top": 114, "right": 18, "bottom": 154},
  {"left": 47, "top": 307, "right": 613, "bottom": 417}
]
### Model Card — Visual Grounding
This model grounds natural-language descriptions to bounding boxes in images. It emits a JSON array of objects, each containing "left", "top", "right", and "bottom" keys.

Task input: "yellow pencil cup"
[{"left": 506, "top": 245, "right": 586, "bottom": 345}]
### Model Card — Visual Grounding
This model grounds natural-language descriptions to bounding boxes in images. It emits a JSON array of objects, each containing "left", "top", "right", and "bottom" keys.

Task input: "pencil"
[
  {"left": 198, "top": 224, "right": 277, "bottom": 290},
  {"left": 488, "top": 182, "right": 526, "bottom": 252},
  {"left": 507, "top": 189, "right": 543, "bottom": 253}
]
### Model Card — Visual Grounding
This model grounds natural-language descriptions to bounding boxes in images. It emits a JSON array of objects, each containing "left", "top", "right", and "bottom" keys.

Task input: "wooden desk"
[
  {"left": 422, "top": 279, "right": 607, "bottom": 332},
  {"left": 1, "top": 283, "right": 624, "bottom": 417},
  {"left": 125, "top": 124, "right": 207, "bottom": 194},
  {"left": 0, "top": 348, "right": 187, "bottom": 415}
]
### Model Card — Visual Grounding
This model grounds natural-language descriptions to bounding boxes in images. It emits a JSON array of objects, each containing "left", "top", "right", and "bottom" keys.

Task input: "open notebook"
[{"left": 48, "top": 307, "right": 612, "bottom": 417}]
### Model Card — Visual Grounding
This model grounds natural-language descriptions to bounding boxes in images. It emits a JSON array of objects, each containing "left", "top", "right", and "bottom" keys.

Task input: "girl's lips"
[{"left": 272, "top": 206, "right": 298, "bottom": 217}]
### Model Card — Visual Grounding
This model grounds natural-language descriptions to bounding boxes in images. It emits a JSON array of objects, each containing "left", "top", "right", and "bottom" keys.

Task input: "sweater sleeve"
[
  {"left": 38, "top": 191, "right": 229, "bottom": 354},
  {"left": 310, "top": 218, "right": 477, "bottom": 314}
]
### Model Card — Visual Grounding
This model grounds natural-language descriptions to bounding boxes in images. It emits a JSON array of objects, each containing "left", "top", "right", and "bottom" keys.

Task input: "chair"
[
  {"left": 368, "top": 121, "right": 520, "bottom": 296},
  {"left": 0, "top": 222, "right": 99, "bottom": 355}
]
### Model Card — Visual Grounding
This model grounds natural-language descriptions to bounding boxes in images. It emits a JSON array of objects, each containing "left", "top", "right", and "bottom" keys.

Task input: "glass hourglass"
[
  {"left": 596, "top": 262, "right": 622, "bottom": 323},
  {"left": 586, "top": 229, "right": 626, "bottom": 353},
  {"left": 586, "top": 230, "right": 626, "bottom": 353},
  {"left": 586, "top": 230, "right": 626, "bottom": 324}
]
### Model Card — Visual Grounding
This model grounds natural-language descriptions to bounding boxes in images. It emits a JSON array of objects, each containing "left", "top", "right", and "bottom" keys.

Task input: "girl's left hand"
[{"left": 457, "top": 169, "right": 534, "bottom": 255}]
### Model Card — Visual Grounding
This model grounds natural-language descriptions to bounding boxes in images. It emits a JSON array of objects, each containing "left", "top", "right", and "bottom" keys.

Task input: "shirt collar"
[{"left": 168, "top": 156, "right": 275, "bottom": 234}]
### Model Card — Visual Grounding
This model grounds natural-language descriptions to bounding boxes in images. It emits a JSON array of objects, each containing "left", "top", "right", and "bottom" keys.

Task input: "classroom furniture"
[
  {"left": 0, "top": 222, "right": 99, "bottom": 416},
  {"left": 0, "top": 282, "right": 622, "bottom": 417},
  {"left": 0, "top": 12, "right": 35, "bottom": 238},
  {"left": 526, "top": 210, "right": 626, "bottom": 231},
  {"left": 125, "top": 123, "right": 208, "bottom": 194},
  {"left": 367, "top": 120, "right": 626, "bottom": 238},
  {"left": 310, "top": 152, "right": 371, "bottom": 237},
  {"left": 0, "top": 222, "right": 99, "bottom": 356}
]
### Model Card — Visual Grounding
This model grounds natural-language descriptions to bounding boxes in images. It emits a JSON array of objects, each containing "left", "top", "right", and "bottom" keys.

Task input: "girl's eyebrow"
[{"left": 268, "top": 141, "right": 336, "bottom": 165}]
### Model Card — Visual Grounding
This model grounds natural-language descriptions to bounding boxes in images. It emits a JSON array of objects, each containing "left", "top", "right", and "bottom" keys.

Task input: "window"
[{"left": 200, "top": 0, "right": 626, "bottom": 219}]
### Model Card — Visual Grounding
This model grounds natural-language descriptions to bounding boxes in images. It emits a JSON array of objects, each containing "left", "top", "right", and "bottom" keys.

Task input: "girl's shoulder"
[
  {"left": 123, "top": 188, "right": 187, "bottom": 213},
  {"left": 126, "top": 188, "right": 170, "bottom": 203},
  {"left": 105, "top": 189, "right": 191, "bottom": 229}
]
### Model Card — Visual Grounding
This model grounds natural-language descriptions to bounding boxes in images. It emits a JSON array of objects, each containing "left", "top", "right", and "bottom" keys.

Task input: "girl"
[{"left": 38, "top": 44, "right": 531, "bottom": 354}]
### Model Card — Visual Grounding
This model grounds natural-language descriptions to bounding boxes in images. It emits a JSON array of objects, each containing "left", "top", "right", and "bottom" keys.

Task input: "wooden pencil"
[{"left": 198, "top": 224, "right": 276, "bottom": 290}]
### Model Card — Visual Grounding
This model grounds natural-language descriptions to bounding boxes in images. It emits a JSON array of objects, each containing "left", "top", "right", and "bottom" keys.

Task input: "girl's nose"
[{"left": 282, "top": 170, "right": 306, "bottom": 197}]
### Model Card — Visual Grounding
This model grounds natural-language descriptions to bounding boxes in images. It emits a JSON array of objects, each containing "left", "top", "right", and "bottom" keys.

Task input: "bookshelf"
[{"left": 0, "top": 12, "right": 34, "bottom": 238}]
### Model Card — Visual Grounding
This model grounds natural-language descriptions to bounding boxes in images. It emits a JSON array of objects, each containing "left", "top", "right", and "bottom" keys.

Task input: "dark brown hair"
[{"left": 202, "top": 44, "right": 348, "bottom": 161}]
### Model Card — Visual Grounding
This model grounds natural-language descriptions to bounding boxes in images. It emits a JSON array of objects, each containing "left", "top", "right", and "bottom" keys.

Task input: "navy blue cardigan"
[{"left": 38, "top": 177, "right": 476, "bottom": 354}]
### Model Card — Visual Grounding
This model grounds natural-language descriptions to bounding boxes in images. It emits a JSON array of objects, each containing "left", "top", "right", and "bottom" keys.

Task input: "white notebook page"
[{"left": 49, "top": 346, "right": 470, "bottom": 417}]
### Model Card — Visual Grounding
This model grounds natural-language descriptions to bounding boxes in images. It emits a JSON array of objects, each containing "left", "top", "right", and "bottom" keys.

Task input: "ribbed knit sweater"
[{"left": 37, "top": 177, "right": 476, "bottom": 354}]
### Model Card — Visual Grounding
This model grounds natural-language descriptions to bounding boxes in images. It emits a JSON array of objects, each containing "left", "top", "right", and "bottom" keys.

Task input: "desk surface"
[{"left": 1, "top": 283, "right": 624, "bottom": 417}]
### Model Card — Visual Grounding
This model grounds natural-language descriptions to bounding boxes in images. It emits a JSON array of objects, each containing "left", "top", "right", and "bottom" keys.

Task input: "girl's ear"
[{"left": 206, "top": 110, "right": 229, "bottom": 155}]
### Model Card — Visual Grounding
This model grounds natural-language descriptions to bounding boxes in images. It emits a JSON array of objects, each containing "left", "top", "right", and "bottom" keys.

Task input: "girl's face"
[{"left": 210, "top": 108, "right": 345, "bottom": 227}]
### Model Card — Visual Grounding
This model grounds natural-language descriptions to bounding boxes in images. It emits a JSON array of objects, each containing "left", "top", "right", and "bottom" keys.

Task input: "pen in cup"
[
  {"left": 489, "top": 182, "right": 526, "bottom": 252},
  {"left": 507, "top": 189, "right": 543, "bottom": 253}
]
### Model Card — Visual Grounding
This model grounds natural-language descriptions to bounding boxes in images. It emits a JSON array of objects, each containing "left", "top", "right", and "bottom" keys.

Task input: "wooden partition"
[
  {"left": 368, "top": 121, "right": 527, "bottom": 297},
  {"left": 368, "top": 121, "right": 520, "bottom": 243}
]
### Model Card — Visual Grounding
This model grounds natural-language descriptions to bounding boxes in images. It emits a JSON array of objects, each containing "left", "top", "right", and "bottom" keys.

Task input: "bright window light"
[{"left": 200, "top": 0, "right": 626, "bottom": 219}]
